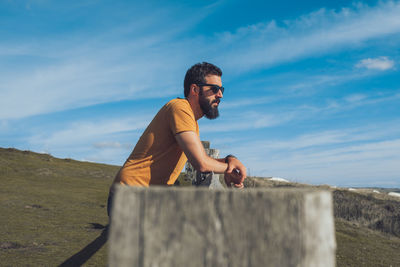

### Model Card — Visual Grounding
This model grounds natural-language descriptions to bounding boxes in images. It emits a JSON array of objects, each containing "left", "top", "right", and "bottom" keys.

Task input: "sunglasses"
[{"left": 197, "top": 84, "right": 224, "bottom": 94}]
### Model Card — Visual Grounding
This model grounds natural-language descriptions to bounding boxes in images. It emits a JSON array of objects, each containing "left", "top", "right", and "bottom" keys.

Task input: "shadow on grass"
[{"left": 59, "top": 224, "right": 109, "bottom": 267}]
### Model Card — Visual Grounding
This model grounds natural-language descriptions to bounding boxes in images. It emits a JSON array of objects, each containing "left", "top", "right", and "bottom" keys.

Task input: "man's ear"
[{"left": 190, "top": 84, "right": 199, "bottom": 96}]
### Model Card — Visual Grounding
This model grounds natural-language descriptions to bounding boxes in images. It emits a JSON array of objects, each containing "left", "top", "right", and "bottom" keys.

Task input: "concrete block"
[
  {"left": 185, "top": 141, "right": 224, "bottom": 188},
  {"left": 109, "top": 187, "right": 336, "bottom": 267},
  {"left": 201, "top": 141, "right": 210, "bottom": 149}
]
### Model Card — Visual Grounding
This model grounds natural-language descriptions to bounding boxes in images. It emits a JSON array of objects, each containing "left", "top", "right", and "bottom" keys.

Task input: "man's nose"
[{"left": 216, "top": 89, "right": 223, "bottom": 98}]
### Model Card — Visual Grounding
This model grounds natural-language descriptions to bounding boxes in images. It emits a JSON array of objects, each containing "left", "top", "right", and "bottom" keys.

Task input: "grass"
[
  {"left": 244, "top": 176, "right": 400, "bottom": 266},
  {"left": 1, "top": 148, "right": 400, "bottom": 266},
  {"left": 0, "top": 148, "right": 118, "bottom": 266},
  {"left": 333, "top": 190, "right": 400, "bottom": 237},
  {"left": 335, "top": 219, "right": 400, "bottom": 267}
]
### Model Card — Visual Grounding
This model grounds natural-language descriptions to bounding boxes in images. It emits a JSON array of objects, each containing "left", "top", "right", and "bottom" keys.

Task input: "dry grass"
[
  {"left": 2, "top": 148, "right": 400, "bottom": 266},
  {"left": 245, "top": 176, "right": 400, "bottom": 266},
  {"left": 0, "top": 148, "right": 118, "bottom": 266},
  {"left": 335, "top": 219, "right": 400, "bottom": 267},
  {"left": 333, "top": 189, "right": 400, "bottom": 237}
]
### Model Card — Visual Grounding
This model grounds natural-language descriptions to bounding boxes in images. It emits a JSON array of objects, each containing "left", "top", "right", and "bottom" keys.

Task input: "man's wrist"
[{"left": 224, "top": 154, "right": 237, "bottom": 163}]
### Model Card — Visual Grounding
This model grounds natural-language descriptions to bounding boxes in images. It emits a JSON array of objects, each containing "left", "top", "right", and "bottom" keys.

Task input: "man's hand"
[{"left": 224, "top": 156, "right": 246, "bottom": 188}]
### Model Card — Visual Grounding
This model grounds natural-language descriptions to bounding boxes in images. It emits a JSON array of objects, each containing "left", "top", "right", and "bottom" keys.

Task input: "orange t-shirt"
[{"left": 113, "top": 98, "right": 199, "bottom": 187}]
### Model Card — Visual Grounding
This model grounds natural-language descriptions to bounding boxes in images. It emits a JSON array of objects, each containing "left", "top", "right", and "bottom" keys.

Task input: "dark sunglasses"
[{"left": 197, "top": 83, "right": 224, "bottom": 94}]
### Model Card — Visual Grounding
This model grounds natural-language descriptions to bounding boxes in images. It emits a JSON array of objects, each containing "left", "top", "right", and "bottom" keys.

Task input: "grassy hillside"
[
  {"left": 244, "top": 176, "right": 400, "bottom": 266},
  {"left": 0, "top": 148, "right": 119, "bottom": 266},
  {"left": 244, "top": 177, "right": 400, "bottom": 237},
  {"left": 1, "top": 148, "right": 400, "bottom": 266}
]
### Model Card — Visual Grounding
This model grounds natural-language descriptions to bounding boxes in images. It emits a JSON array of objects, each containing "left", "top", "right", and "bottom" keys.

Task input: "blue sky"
[{"left": 1, "top": 0, "right": 399, "bottom": 187}]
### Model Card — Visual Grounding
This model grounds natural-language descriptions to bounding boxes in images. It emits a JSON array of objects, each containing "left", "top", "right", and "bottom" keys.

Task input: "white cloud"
[
  {"left": 355, "top": 56, "right": 395, "bottom": 70},
  {"left": 238, "top": 123, "right": 400, "bottom": 154},
  {"left": 24, "top": 116, "right": 152, "bottom": 164},
  {"left": 0, "top": 46, "right": 186, "bottom": 120},
  {"left": 2, "top": 1, "right": 400, "bottom": 120},
  {"left": 287, "top": 90, "right": 400, "bottom": 115},
  {"left": 221, "top": 96, "right": 276, "bottom": 109},
  {"left": 334, "top": 91, "right": 400, "bottom": 110},
  {"left": 225, "top": 124, "right": 400, "bottom": 186},
  {"left": 0, "top": 2, "right": 216, "bottom": 120},
  {"left": 93, "top": 141, "right": 132, "bottom": 149},
  {"left": 83, "top": 148, "right": 129, "bottom": 165},
  {"left": 222, "top": 72, "right": 372, "bottom": 110},
  {"left": 216, "top": 1, "right": 400, "bottom": 72},
  {"left": 344, "top": 94, "right": 367, "bottom": 103},
  {"left": 28, "top": 116, "right": 149, "bottom": 149},
  {"left": 200, "top": 110, "right": 294, "bottom": 133},
  {"left": 0, "top": 120, "right": 8, "bottom": 131},
  {"left": 203, "top": 89, "right": 400, "bottom": 134},
  {"left": 266, "top": 138, "right": 400, "bottom": 186}
]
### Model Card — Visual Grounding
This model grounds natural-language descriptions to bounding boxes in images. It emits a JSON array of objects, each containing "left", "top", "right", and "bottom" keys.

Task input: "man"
[{"left": 107, "top": 62, "right": 247, "bottom": 216}]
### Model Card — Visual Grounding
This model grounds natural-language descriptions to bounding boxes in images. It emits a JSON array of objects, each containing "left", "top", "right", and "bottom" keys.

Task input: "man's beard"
[{"left": 199, "top": 94, "right": 219, "bottom": 120}]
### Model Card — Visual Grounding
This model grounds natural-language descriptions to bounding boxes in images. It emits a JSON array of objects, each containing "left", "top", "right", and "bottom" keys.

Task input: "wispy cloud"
[
  {"left": 215, "top": 1, "right": 400, "bottom": 72},
  {"left": 200, "top": 110, "right": 295, "bottom": 133},
  {"left": 204, "top": 88, "right": 400, "bottom": 135},
  {"left": 2, "top": 0, "right": 399, "bottom": 187},
  {"left": 355, "top": 56, "right": 395, "bottom": 70},
  {"left": 2, "top": 1, "right": 400, "bottom": 120},
  {"left": 0, "top": 42, "right": 185, "bottom": 120},
  {"left": 24, "top": 115, "right": 153, "bottom": 163},
  {"left": 93, "top": 141, "right": 132, "bottom": 149},
  {"left": 223, "top": 71, "right": 373, "bottom": 108},
  {"left": 0, "top": 2, "right": 220, "bottom": 120},
  {"left": 0, "top": 120, "right": 9, "bottom": 131},
  {"left": 249, "top": 125, "right": 400, "bottom": 152},
  {"left": 330, "top": 90, "right": 400, "bottom": 110},
  {"left": 28, "top": 116, "right": 149, "bottom": 149},
  {"left": 264, "top": 138, "right": 400, "bottom": 185},
  {"left": 221, "top": 96, "right": 276, "bottom": 109},
  {"left": 225, "top": 123, "right": 400, "bottom": 186},
  {"left": 344, "top": 94, "right": 367, "bottom": 103}
]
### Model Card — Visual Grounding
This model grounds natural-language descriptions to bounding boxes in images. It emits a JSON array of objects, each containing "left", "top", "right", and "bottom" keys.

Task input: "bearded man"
[{"left": 107, "top": 62, "right": 247, "bottom": 216}]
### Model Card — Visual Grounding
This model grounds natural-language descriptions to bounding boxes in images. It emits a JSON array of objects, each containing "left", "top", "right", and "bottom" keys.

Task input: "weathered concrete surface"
[
  {"left": 109, "top": 187, "right": 336, "bottom": 267},
  {"left": 186, "top": 141, "right": 224, "bottom": 188}
]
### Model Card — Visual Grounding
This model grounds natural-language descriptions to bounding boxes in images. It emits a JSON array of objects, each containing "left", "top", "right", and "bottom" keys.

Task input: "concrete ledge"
[{"left": 109, "top": 187, "right": 336, "bottom": 267}]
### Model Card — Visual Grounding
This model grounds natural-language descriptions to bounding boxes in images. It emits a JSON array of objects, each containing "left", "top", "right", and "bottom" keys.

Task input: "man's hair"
[{"left": 184, "top": 62, "right": 222, "bottom": 97}]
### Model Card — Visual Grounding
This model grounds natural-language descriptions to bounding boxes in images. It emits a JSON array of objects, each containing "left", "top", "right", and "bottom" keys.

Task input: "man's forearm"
[
  {"left": 175, "top": 131, "right": 245, "bottom": 176},
  {"left": 176, "top": 131, "right": 228, "bottom": 173},
  {"left": 203, "top": 156, "right": 242, "bottom": 174},
  {"left": 197, "top": 155, "right": 228, "bottom": 173}
]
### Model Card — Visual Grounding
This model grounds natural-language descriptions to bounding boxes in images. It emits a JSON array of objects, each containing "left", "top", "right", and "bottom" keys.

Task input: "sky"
[{"left": 1, "top": 0, "right": 399, "bottom": 188}]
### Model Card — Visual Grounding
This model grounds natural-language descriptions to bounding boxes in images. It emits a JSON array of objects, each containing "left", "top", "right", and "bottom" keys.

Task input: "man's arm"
[
  {"left": 175, "top": 131, "right": 227, "bottom": 173},
  {"left": 175, "top": 131, "right": 247, "bottom": 186}
]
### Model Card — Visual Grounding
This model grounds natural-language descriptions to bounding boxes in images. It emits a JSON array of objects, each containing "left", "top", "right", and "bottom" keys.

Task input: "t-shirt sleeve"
[{"left": 169, "top": 101, "right": 197, "bottom": 135}]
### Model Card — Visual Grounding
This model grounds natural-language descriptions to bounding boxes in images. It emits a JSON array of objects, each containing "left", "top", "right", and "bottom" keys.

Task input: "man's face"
[{"left": 198, "top": 75, "right": 223, "bottom": 120}]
